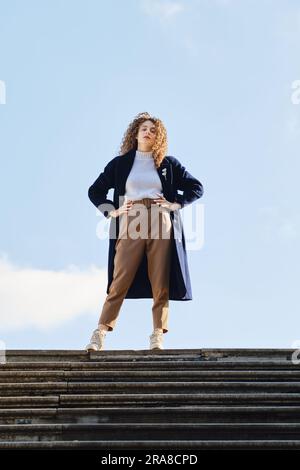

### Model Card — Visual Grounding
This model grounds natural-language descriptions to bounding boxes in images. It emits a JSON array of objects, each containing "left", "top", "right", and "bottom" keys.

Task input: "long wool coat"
[{"left": 88, "top": 147, "right": 204, "bottom": 301}]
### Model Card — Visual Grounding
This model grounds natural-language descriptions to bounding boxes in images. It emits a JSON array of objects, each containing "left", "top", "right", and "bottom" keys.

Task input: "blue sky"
[{"left": 0, "top": 0, "right": 300, "bottom": 350}]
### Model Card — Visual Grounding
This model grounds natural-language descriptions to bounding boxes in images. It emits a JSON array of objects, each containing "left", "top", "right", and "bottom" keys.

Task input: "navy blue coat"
[{"left": 88, "top": 147, "right": 204, "bottom": 301}]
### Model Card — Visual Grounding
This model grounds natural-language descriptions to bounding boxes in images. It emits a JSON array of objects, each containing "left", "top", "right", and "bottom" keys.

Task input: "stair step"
[
  {"left": 4, "top": 349, "right": 296, "bottom": 363},
  {"left": 2, "top": 348, "right": 300, "bottom": 448},
  {"left": 0, "top": 422, "right": 300, "bottom": 441},
  {"left": 0, "top": 397, "right": 59, "bottom": 408},
  {"left": 2, "top": 392, "right": 300, "bottom": 408},
  {"left": 2, "top": 405, "right": 300, "bottom": 424},
  {"left": 59, "top": 392, "right": 300, "bottom": 406},
  {"left": 2, "top": 370, "right": 300, "bottom": 382},
  {"left": 2, "top": 360, "right": 299, "bottom": 371},
  {"left": 1, "top": 381, "right": 300, "bottom": 396},
  {"left": 0, "top": 439, "right": 300, "bottom": 449}
]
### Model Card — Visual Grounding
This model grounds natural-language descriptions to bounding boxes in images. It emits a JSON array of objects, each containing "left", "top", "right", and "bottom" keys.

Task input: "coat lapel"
[
  {"left": 117, "top": 148, "right": 136, "bottom": 195},
  {"left": 156, "top": 158, "right": 170, "bottom": 190}
]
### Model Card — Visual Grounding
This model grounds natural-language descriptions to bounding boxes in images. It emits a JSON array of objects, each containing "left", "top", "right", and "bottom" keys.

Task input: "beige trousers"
[{"left": 98, "top": 198, "right": 172, "bottom": 333}]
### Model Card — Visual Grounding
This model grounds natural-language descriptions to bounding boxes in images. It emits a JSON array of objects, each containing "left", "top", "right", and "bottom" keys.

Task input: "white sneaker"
[
  {"left": 85, "top": 328, "right": 106, "bottom": 352},
  {"left": 149, "top": 330, "right": 164, "bottom": 350}
]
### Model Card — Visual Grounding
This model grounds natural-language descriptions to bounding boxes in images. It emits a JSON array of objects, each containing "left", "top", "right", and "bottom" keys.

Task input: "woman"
[{"left": 85, "top": 112, "right": 204, "bottom": 351}]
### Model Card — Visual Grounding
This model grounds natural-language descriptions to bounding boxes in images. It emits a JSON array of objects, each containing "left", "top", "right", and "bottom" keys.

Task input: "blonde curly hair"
[{"left": 118, "top": 112, "right": 168, "bottom": 169}]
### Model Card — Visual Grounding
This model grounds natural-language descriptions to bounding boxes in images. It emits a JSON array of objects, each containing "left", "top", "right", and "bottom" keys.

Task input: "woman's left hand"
[{"left": 153, "top": 195, "right": 182, "bottom": 211}]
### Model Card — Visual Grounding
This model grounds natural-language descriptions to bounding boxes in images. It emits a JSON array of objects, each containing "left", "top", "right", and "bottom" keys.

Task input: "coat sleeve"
[
  {"left": 88, "top": 157, "right": 118, "bottom": 218},
  {"left": 172, "top": 157, "right": 204, "bottom": 209}
]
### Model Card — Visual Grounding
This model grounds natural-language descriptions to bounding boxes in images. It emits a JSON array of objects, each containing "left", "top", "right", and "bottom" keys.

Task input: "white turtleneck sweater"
[{"left": 124, "top": 150, "right": 164, "bottom": 201}]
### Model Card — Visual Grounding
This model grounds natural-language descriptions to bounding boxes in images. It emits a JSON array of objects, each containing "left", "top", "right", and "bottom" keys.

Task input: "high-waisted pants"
[{"left": 98, "top": 197, "right": 172, "bottom": 334}]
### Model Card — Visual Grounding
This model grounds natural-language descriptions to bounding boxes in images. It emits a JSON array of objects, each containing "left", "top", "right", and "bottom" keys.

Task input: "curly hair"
[{"left": 118, "top": 112, "right": 168, "bottom": 169}]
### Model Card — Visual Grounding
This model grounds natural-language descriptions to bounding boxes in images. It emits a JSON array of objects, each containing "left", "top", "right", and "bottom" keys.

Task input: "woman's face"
[{"left": 136, "top": 120, "right": 156, "bottom": 150}]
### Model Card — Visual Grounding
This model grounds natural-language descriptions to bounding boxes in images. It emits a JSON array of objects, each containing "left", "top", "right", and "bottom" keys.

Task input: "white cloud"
[
  {"left": 0, "top": 80, "right": 6, "bottom": 105},
  {"left": 140, "top": 0, "right": 185, "bottom": 22},
  {"left": 0, "top": 253, "right": 107, "bottom": 331}
]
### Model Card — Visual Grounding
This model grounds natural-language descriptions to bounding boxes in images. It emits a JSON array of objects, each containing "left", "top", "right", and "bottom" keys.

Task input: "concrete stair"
[{"left": 0, "top": 348, "right": 300, "bottom": 449}]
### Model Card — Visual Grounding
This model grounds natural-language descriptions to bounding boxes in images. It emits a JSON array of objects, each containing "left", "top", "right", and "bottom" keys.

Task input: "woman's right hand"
[{"left": 109, "top": 200, "right": 133, "bottom": 218}]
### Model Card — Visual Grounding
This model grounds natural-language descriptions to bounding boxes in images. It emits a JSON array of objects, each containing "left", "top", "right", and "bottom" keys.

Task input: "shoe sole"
[{"left": 85, "top": 344, "right": 101, "bottom": 352}]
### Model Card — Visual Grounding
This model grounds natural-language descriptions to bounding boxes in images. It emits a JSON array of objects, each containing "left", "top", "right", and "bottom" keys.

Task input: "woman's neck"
[
  {"left": 137, "top": 145, "right": 153, "bottom": 152},
  {"left": 135, "top": 149, "right": 153, "bottom": 159}
]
